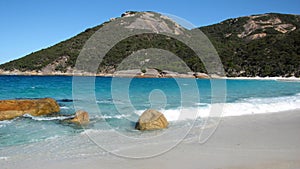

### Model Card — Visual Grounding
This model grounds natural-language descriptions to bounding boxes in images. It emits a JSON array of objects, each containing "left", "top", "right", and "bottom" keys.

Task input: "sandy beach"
[{"left": 1, "top": 109, "right": 299, "bottom": 169}]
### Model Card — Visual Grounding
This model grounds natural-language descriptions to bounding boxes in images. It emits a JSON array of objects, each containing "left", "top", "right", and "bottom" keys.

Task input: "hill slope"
[
  {"left": 200, "top": 13, "right": 300, "bottom": 77},
  {"left": 0, "top": 12, "right": 299, "bottom": 77}
]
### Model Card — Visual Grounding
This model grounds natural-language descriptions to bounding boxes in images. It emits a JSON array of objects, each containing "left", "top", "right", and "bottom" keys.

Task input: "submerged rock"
[
  {"left": 68, "top": 110, "right": 89, "bottom": 125},
  {"left": 135, "top": 109, "right": 169, "bottom": 131},
  {"left": 0, "top": 98, "right": 60, "bottom": 121}
]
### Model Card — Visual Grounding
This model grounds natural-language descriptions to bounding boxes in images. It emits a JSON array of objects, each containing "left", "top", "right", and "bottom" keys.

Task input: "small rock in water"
[
  {"left": 135, "top": 109, "right": 169, "bottom": 131},
  {"left": 69, "top": 110, "right": 90, "bottom": 125}
]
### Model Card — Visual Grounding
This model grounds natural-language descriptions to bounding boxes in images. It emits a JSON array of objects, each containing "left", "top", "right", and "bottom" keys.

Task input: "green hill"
[
  {"left": 0, "top": 12, "right": 299, "bottom": 77},
  {"left": 200, "top": 13, "right": 300, "bottom": 77}
]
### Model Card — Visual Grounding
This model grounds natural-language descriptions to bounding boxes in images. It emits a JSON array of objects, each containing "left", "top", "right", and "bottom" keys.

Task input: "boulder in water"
[
  {"left": 0, "top": 98, "right": 60, "bottom": 121},
  {"left": 69, "top": 110, "right": 90, "bottom": 125},
  {"left": 135, "top": 109, "right": 169, "bottom": 130}
]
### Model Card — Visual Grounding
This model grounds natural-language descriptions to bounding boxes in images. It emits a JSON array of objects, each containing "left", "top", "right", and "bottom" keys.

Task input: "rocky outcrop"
[
  {"left": 237, "top": 14, "right": 297, "bottom": 40},
  {"left": 113, "top": 69, "right": 144, "bottom": 77},
  {"left": 247, "top": 33, "right": 267, "bottom": 40},
  {"left": 194, "top": 72, "right": 210, "bottom": 79},
  {"left": 125, "top": 12, "right": 184, "bottom": 35},
  {"left": 113, "top": 69, "right": 209, "bottom": 78},
  {"left": 135, "top": 109, "right": 169, "bottom": 131},
  {"left": 68, "top": 110, "right": 89, "bottom": 125},
  {"left": 41, "top": 56, "right": 70, "bottom": 74},
  {"left": 0, "top": 98, "right": 60, "bottom": 121}
]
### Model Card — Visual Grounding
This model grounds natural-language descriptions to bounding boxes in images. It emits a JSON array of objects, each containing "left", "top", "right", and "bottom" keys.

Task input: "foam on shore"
[{"left": 135, "top": 93, "right": 300, "bottom": 121}]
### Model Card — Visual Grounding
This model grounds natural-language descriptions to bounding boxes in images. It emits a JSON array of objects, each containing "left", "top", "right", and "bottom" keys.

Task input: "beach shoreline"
[
  {"left": 0, "top": 71, "right": 299, "bottom": 81},
  {"left": 1, "top": 109, "right": 300, "bottom": 169}
]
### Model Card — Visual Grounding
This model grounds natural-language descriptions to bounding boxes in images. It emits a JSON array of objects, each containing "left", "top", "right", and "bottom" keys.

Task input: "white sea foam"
[
  {"left": 0, "top": 157, "right": 9, "bottom": 161},
  {"left": 135, "top": 108, "right": 201, "bottom": 122},
  {"left": 60, "top": 106, "right": 70, "bottom": 110},
  {"left": 23, "top": 114, "right": 73, "bottom": 121},
  {"left": 0, "top": 120, "right": 13, "bottom": 128},
  {"left": 221, "top": 94, "right": 300, "bottom": 116},
  {"left": 95, "top": 114, "right": 129, "bottom": 120},
  {"left": 45, "top": 135, "right": 62, "bottom": 141},
  {"left": 0, "top": 120, "right": 13, "bottom": 124},
  {"left": 135, "top": 93, "right": 300, "bottom": 121}
]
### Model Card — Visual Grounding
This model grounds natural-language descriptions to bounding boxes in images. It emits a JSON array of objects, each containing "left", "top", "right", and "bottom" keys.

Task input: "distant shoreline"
[{"left": 0, "top": 72, "right": 299, "bottom": 81}]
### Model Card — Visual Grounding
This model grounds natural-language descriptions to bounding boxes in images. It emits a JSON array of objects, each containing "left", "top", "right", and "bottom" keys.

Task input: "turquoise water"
[{"left": 0, "top": 75, "right": 300, "bottom": 148}]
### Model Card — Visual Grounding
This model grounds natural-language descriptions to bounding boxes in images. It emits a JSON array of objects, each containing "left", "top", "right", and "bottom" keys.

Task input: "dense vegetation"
[
  {"left": 101, "top": 33, "right": 205, "bottom": 73},
  {"left": 0, "top": 12, "right": 299, "bottom": 77},
  {"left": 200, "top": 13, "right": 300, "bottom": 77}
]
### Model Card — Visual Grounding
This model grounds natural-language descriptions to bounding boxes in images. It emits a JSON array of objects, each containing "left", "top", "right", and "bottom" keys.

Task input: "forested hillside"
[{"left": 1, "top": 12, "right": 299, "bottom": 77}]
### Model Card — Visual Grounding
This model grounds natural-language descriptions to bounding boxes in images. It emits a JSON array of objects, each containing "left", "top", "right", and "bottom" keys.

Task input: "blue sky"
[{"left": 1, "top": 0, "right": 299, "bottom": 64}]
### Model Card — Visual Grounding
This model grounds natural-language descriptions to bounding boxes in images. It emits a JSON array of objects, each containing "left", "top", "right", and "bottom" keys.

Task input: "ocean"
[{"left": 0, "top": 75, "right": 300, "bottom": 159}]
